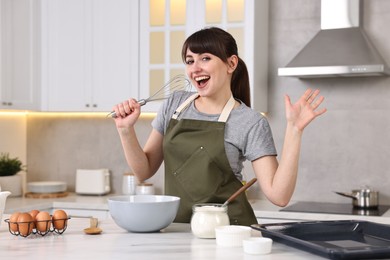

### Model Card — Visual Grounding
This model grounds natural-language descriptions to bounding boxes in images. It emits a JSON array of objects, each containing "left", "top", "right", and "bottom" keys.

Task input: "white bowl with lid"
[
  {"left": 215, "top": 225, "right": 251, "bottom": 247},
  {"left": 243, "top": 237, "right": 273, "bottom": 254}
]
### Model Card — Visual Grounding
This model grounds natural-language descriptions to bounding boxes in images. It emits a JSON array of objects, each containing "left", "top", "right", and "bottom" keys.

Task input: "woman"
[{"left": 112, "top": 27, "right": 326, "bottom": 226}]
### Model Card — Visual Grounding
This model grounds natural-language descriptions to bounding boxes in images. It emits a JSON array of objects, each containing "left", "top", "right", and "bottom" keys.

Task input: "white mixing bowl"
[{"left": 108, "top": 195, "right": 180, "bottom": 233}]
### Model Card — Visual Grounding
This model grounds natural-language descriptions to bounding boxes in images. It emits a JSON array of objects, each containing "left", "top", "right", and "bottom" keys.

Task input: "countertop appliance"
[
  {"left": 281, "top": 201, "right": 390, "bottom": 216},
  {"left": 76, "top": 169, "right": 110, "bottom": 195}
]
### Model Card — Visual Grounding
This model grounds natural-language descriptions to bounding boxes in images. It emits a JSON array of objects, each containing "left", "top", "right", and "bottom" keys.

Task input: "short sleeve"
[{"left": 243, "top": 117, "right": 277, "bottom": 161}]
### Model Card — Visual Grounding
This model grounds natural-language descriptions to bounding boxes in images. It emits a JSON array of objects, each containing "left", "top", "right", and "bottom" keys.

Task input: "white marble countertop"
[
  {"left": 249, "top": 200, "right": 390, "bottom": 225},
  {"left": 4, "top": 193, "right": 110, "bottom": 213},
  {"left": 6, "top": 193, "right": 390, "bottom": 224},
  {"left": 0, "top": 215, "right": 327, "bottom": 260},
  {"left": 2, "top": 194, "right": 390, "bottom": 259}
]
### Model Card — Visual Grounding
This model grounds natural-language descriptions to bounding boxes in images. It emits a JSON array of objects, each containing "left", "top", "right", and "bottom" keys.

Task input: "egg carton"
[{"left": 4, "top": 218, "right": 70, "bottom": 237}]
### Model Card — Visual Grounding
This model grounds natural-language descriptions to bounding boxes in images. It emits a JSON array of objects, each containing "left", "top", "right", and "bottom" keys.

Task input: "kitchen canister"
[
  {"left": 136, "top": 182, "right": 155, "bottom": 195},
  {"left": 190, "top": 203, "right": 230, "bottom": 238},
  {"left": 122, "top": 173, "right": 136, "bottom": 195}
]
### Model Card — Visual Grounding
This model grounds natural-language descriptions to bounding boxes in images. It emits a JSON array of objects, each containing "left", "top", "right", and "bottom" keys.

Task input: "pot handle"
[{"left": 334, "top": 191, "right": 358, "bottom": 200}]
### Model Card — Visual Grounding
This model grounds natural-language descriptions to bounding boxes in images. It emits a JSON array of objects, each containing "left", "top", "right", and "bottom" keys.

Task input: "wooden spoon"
[
  {"left": 83, "top": 217, "right": 102, "bottom": 235},
  {"left": 221, "top": 178, "right": 257, "bottom": 207}
]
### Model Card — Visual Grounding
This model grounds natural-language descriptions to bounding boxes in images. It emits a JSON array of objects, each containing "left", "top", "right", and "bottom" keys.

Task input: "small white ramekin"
[
  {"left": 215, "top": 225, "right": 251, "bottom": 247},
  {"left": 242, "top": 237, "right": 273, "bottom": 255}
]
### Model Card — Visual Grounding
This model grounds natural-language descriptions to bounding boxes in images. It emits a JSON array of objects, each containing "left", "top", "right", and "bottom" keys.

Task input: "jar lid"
[
  {"left": 138, "top": 182, "right": 153, "bottom": 186},
  {"left": 192, "top": 203, "right": 227, "bottom": 212}
]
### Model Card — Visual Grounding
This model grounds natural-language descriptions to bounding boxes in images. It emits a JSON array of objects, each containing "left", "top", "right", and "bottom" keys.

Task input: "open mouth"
[{"left": 194, "top": 76, "right": 210, "bottom": 87}]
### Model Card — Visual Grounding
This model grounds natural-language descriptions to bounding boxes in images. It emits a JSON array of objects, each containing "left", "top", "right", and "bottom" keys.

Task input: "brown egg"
[
  {"left": 29, "top": 209, "right": 40, "bottom": 219},
  {"left": 29, "top": 209, "right": 40, "bottom": 228},
  {"left": 52, "top": 209, "right": 68, "bottom": 230},
  {"left": 35, "top": 211, "right": 51, "bottom": 232},
  {"left": 9, "top": 212, "right": 21, "bottom": 232},
  {"left": 17, "top": 213, "right": 34, "bottom": 236}
]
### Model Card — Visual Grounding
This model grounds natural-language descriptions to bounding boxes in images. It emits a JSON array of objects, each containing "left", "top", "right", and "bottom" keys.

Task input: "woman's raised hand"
[
  {"left": 112, "top": 98, "right": 141, "bottom": 128},
  {"left": 284, "top": 89, "right": 327, "bottom": 132}
]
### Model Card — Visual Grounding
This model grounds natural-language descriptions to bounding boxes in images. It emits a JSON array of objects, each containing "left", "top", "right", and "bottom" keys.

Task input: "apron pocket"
[{"left": 173, "top": 146, "right": 225, "bottom": 202}]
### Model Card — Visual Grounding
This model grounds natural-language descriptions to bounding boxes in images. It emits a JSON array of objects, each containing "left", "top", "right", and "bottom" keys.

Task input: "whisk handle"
[
  {"left": 106, "top": 99, "right": 147, "bottom": 118},
  {"left": 137, "top": 99, "right": 147, "bottom": 106}
]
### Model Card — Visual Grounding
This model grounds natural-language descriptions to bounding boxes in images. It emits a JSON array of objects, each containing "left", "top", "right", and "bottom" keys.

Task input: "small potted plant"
[{"left": 0, "top": 153, "right": 26, "bottom": 196}]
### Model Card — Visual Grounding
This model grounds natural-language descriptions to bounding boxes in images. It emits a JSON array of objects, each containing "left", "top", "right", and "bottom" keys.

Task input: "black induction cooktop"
[{"left": 280, "top": 201, "right": 390, "bottom": 216}]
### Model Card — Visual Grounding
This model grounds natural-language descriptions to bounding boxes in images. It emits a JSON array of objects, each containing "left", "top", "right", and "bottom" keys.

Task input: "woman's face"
[{"left": 184, "top": 49, "right": 236, "bottom": 98}]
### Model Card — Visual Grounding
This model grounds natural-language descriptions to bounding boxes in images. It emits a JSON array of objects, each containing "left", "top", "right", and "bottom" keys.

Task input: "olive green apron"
[{"left": 163, "top": 93, "right": 257, "bottom": 226}]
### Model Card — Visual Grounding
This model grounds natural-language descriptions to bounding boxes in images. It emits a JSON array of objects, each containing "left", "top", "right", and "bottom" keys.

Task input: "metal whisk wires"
[{"left": 107, "top": 74, "right": 191, "bottom": 118}]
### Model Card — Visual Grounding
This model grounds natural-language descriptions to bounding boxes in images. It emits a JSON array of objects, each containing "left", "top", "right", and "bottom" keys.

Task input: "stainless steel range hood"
[{"left": 278, "top": 0, "right": 390, "bottom": 78}]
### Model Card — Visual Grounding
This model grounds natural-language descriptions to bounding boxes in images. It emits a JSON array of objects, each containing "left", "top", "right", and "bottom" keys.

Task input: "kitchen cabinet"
[
  {"left": 139, "top": 0, "right": 269, "bottom": 112},
  {"left": 1, "top": 0, "right": 139, "bottom": 112},
  {"left": 0, "top": 0, "right": 39, "bottom": 110},
  {"left": 1, "top": 0, "right": 268, "bottom": 112},
  {"left": 40, "top": 0, "right": 139, "bottom": 112}
]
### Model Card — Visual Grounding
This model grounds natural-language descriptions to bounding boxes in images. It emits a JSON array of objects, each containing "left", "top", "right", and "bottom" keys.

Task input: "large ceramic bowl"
[{"left": 108, "top": 195, "right": 180, "bottom": 232}]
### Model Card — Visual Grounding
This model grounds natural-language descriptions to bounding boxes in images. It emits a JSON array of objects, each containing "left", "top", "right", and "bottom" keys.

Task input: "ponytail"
[{"left": 232, "top": 58, "right": 251, "bottom": 107}]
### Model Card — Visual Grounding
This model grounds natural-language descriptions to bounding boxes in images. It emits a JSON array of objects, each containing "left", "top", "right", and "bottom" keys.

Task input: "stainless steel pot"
[{"left": 335, "top": 188, "right": 379, "bottom": 209}]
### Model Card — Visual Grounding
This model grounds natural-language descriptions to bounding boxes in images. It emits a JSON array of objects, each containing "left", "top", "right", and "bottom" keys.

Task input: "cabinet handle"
[
  {"left": 7, "top": 102, "right": 12, "bottom": 106},
  {"left": 92, "top": 104, "right": 97, "bottom": 108},
  {"left": 2, "top": 102, "right": 7, "bottom": 105},
  {"left": 86, "top": 104, "right": 90, "bottom": 108}
]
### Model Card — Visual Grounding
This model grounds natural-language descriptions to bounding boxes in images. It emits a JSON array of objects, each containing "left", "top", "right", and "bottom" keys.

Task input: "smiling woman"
[{"left": 111, "top": 27, "right": 326, "bottom": 227}]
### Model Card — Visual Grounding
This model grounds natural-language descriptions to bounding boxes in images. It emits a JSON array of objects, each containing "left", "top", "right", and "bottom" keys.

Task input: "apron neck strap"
[
  {"left": 172, "top": 94, "right": 235, "bottom": 123},
  {"left": 218, "top": 95, "right": 235, "bottom": 122},
  {"left": 171, "top": 93, "right": 199, "bottom": 120}
]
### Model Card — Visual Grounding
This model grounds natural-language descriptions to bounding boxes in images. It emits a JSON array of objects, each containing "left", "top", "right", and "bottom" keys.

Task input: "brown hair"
[{"left": 181, "top": 27, "right": 251, "bottom": 107}]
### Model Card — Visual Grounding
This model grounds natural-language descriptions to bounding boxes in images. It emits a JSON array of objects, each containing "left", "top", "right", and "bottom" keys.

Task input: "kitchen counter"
[
  {"left": 2, "top": 194, "right": 390, "bottom": 259},
  {"left": 0, "top": 216, "right": 326, "bottom": 260},
  {"left": 5, "top": 194, "right": 390, "bottom": 224},
  {"left": 250, "top": 200, "right": 390, "bottom": 225}
]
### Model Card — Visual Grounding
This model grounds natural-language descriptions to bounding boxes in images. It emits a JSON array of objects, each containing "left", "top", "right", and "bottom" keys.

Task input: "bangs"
[{"left": 181, "top": 29, "right": 229, "bottom": 62}]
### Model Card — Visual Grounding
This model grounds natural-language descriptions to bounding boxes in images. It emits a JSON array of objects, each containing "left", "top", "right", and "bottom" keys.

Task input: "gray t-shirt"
[{"left": 152, "top": 91, "right": 277, "bottom": 180}]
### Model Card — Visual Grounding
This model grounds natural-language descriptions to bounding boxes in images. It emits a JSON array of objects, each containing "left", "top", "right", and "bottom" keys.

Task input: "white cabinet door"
[
  {"left": 91, "top": 0, "right": 139, "bottom": 112},
  {"left": 41, "top": 0, "right": 138, "bottom": 112},
  {"left": 0, "top": 0, "right": 39, "bottom": 110},
  {"left": 41, "top": 0, "right": 90, "bottom": 111}
]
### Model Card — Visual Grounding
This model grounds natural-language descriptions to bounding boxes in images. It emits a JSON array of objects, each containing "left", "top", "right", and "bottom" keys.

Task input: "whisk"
[{"left": 107, "top": 74, "right": 192, "bottom": 118}]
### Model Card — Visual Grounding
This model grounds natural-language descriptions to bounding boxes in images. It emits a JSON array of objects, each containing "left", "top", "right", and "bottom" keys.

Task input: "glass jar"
[
  {"left": 190, "top": 203, "right": 230, "bottom": 239},
  {"left": 122, "top": 173, "right": 136, "bottom": 195}
]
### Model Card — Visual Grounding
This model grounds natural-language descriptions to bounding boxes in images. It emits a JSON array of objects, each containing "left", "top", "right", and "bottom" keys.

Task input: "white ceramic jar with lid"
[
  {"left": 190, "top": 203, "right": 230, "bottom": 238},
  {"left": 136, "top": 182, "right": 155, "bottom": 195},
  {"left": 122, "top": 173, "right": 136, "bottom": 195}
]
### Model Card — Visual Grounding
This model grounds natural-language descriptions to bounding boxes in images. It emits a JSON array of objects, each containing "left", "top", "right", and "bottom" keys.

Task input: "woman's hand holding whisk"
[
  {"left": 107, "top": 75, "right": 191, "bottom": 119},
  {"left": 112, "top": 98, "right": 141, "bottom": 128}
]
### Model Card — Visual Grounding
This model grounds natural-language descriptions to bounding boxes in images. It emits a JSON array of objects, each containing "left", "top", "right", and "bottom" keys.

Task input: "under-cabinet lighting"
[
  {"left": 0, "top": 111, "right": 156, "bottom": 119},
  {"left": 0, "top": 111, "right": 29, "bottom": 117}
]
